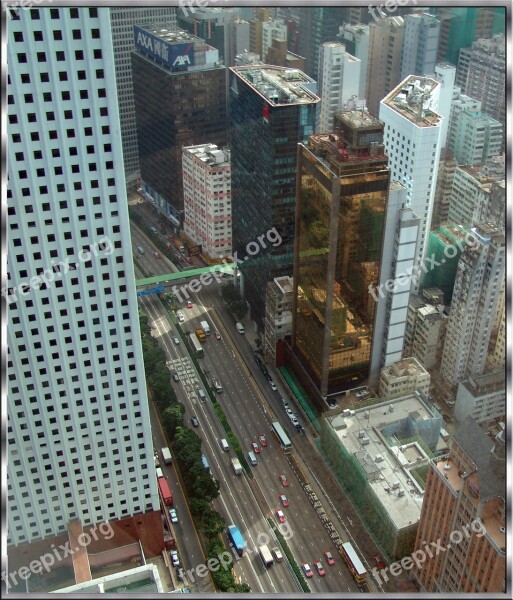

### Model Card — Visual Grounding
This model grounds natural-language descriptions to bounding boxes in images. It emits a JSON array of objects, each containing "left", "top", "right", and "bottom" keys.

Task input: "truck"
[
  {"left": 161, "top": 447, "right": 172, "bottom": 465},
  {"left": 258, "top": 544, "right": 274, "bottom": 568},
  {"left": 201, "top": 454, "right": 210, "bottom": 472},
  {"left": 158, "top": 477, "right": 173, "bottom": 507},
  {"left": 195, "top": 327, "right": 206, "bottom": 342},
  {"left": 200, "top": 320, "right": 210, "bottom": 336},
  {"left": 231, "top": 458, "right": 242, "bottom": 475},
  {"left": 227, "top": 524, "right": 246, "bottom": 557}
]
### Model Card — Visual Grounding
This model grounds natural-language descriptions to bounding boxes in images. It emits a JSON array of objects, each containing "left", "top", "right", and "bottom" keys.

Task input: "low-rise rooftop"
[{"left": 382, "top": 75, "right": 442, "bottom": 127}]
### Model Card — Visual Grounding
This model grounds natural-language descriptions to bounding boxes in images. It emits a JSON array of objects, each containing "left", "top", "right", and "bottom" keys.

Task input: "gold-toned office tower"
[{"left": 290, "top": 111, "right": 390, "bottom": 407}]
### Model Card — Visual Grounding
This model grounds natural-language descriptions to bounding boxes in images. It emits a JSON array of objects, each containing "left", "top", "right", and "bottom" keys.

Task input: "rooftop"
[
  {"left": 383, "top": 357, "right": 429, "bottom": 379},
  {"left": 183, "top": 143, "right": 230, "bottom": 168},
  {"left": 230, "top": 65, "right": 319, "bottom": 106},
  {"left": 382, "top": 75, "right": 442, "bottom": 127},
  {"left": 274, "top": 276, "right": 294, "bottom": 295},
  {"left": 462, "top": 369, "right": 505, "bottom": 396},
  {"left": 137, "top": 25, "right": 203, "bottom": 45},
  {"left": 328, "top": 393, "right": 441, "bottom": 530},
  {"left": 335, "top": 109, "right": 383, "bottom": 131},
  {"left": 307, "top": 133, "right": 386, "bottom": 167}
]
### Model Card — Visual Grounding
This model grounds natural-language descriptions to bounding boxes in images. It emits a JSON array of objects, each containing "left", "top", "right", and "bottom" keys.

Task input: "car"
[
  {"left": 278, "top": 474, "right": 289, "bottom": 487},
  {"left": 272, "top": 547, "right": 283, "bottom": 562},
  {"left": 291, "top": 417, "right": 299, "bottom": 426},
  {"left": 373, "top": 553, "right": 386, "bottom": 570},
  {"left": 172, "top": 372, "right": 180, "bottom": 382},
  {"left": 282, "top": 398, "right": 289, "bottom": 408},
  {"left": 251, "top": 441, "right": 260, "bottom": 454},
  {"left": 173, "top": 336, "right": 180, "bottom": 345},
  {"left": 170, "top": 509, "right": 178, "bottom": 524},
  {"left": 153, "top": 251, "right": 160, "bottom": 259},
  {"left": 177, "top": 312, "right": 185, "bottom": 322},
  {"left": 191, "top": 416, "right": 199, "bottom": 427},
  {"left": 328, "top": 401, "right": 337, "bottom": 409},
  {"left": 170, "top": 550, "right": 180, "bottom": 567},
  {"left": 255, "top": 355, "right": 262, "bottom": 365},
  {"left": 314, "top": 560, "right": 325, "bottom": 576},
  {"left": 269, "top": 380, "right": 277, "bottom": 391},
  {"left": 212, "top": 379, "right": 223, "bottom": 393},
  {"left": 294, "top": 423, "right": 303, "bottom": 432},
  {"left": 187, "top": 301, "right": 193, "bottom": 308},
  {"left": 275, "top": 509, "right": 286, "bottom": 523},
  {"left": 278, "top": 494, "right": 289, "bottom": 507},
  {"left": 176, "top": 567, "right": 186, "bottom": 581},
  {"left": 286, "top": 409, "right": 294, "bottom": 418},
  {"left": 258, "top": 434, "right": 268, "bottom": 447},
  {"left": 214, "top": 331, "right": 222, "bottom": 340},
  {"left": 324, "top": 550, "right": 335, "bottom": 566},
  {"left": 302, "top": 563, "right": 313, "bottom": 578}
]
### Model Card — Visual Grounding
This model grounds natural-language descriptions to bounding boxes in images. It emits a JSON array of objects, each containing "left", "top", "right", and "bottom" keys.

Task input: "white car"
[
  {"left": 177, "top": 312, "right": 185, "bottom": 322},
  {"left": 269, "top": 380, "right": 277, "bottom": 391},
  {"left": 170, "top": 509, "right": 178, "bottom": 524},
  {"left": 173, "top": 336, "right": 180, "bottom": 345},
  {"left": 291, "top": 417, "right": 299, "bottom": 426},
  {"left": 170, "top": 550, "right": 180, "bottom": 567}
]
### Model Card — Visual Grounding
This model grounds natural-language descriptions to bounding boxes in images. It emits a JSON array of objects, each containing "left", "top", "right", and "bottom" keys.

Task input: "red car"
[
  {"left": 278, "top": 474, "right": 289, "bottom": 487},
  {"left": 275, "top": 509, "right": 286, "bottom": 523},
  {"left": 324, "top": 550, "right": 335, "bottom": 566},
  {"left": 278, "top": 494, "right": 289, "bottom": 507},
  {"left": 187, "top": 301, "right": 193, "bottom": 308},
  {"left": 258, "top": 434, "right": 268, "bottom": 447},
  {"left": 251, "top": 441, "right": 260, "bottom": 454},
  {"left": 373, "top": 553, "right": 386, "bottom": 570},
  {"left": 314, "top": 560, "right": 325, "bottom": 576},
  {"left": 214, "top": 331, "right": 222, "bottom": 340},
  {"left": 153, "top": 251, "right": 160, "bottom": 259}
]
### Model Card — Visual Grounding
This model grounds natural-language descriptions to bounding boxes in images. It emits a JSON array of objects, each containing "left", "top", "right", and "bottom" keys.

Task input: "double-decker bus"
[
  {"left": 271, "top": 421, "right": 292, "bottom": 454},
  {"left": 189, "top": 332, "right": 204, "bottom": 357},
  {"left": 341, "top": 542, "right": 367, "bottom": 584}
]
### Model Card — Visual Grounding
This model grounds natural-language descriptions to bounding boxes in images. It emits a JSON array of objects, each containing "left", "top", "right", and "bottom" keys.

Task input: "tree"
[
  {"left": 162, "top": 404, "right": 185, "bottom": 437},
  {"left": 200, "top": 507, "right": 225, "bottom": 537},
  {"left": 231, "top": 583, "right": 251, "bottom": 593}
]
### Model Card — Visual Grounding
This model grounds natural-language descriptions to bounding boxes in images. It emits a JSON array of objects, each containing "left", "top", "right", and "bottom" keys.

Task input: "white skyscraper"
[
  {"left": 379, "top": 75, "right": 443, "bottom": 290},
  {"left": 182, "top": 143, "right": 232, "bottom": 260},
  {"left": 316, "top": 42, "right": 361, "bottom": 133},
  {"left": 6, "top": 7, "right": 158, "bottom": 546},
  {"left": 440, "top": 223, "right": 505, "bottom": 386},
  {"left": 110, "top": 7, "right": 177, "bottom": 190}
]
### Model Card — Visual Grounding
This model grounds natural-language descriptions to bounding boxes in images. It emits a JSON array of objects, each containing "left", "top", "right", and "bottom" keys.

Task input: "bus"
[
  {"left": 227, "top": 524, "right": 246, "bottom": 557},
  {"left": 189, "top": 332, "right": 204, "bottom": 357},
  {"left": 258, "top": 544, "right": 274, "bottom": 568},
  {"left": 341, "top": 542, "right": 367, "bottom": 584},
  {"left": 158, "top": 477, "right": 174, "bottom": 507},
  {"left": 271, "top": 421, "right": 292, "bottom": 454}
]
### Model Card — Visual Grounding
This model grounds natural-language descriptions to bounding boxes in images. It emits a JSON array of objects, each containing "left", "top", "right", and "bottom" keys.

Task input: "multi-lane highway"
[{"left": 132, "top": 222, "right": 374, "bottom": 593}]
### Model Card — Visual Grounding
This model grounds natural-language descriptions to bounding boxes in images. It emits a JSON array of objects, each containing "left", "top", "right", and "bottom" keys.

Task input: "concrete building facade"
[
  {"left": 379, "top": 358, "right": 431, "bottom": 399},
  {"left": 454, "top": 370, "right": 505, "bottom": 425},
  {"left": 264, "top": 276, "right": 294, "bottom": 365},
  {"left": 400, "top": 13, "right": 440, "bottom": 80}
]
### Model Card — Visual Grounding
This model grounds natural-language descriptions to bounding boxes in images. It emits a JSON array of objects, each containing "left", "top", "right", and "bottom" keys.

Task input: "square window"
[
  {"left": 37, "top": 52, "right": 46, "bottom": 62},
  {"left": 14, "top": 32, "right": 23, "bottom": 42},
  {"left": 61, "top": 91, "right": 70, "bottom": 101},
  {"left": 53, "top": 30, "right": 63, "bottom": 41},
  {"left": 77, "top": 70, "right": 86, "bottom": 80},
  {"left": 91, "top": 29, "right": 100, "bottom": 39},
  {"left": 30, "top": 8, "right": 40, "bottom": 19},
  {"left": 70, "top": 7, "right": 79, "bottom": 18},
  {"left": 43, "top": 92, "right": 52, "bottom": 102},
  {"left": 33, "top": 31, "right": 43, "bottom": 41},
  {"left": 59, "top": 72, "right": 68, "bottom": 82},
  {"left": 50, "top": 7, "right": 59, "bottom": 18},
  {"left": 75, "top": 50, "right": 84, "bottom": 60},
  {"left": 40, "top": 72, "right": 49, "bottom": 83},
  {"left": 17, "top": 53, "right": 27, "bottom": 63},
  {"left": 72, "top": 30, "right": 81, "bottom": 40},
  {"left": 21, "top": 73, "right": 30, "bottom": 84},
  {"left": 80, "top": 90, "right": 88, "bottom": 100},
  {"left": 56, "top": 51, "right": 65, "bottom": 62},
  {"left": 93, "top": 48, "right": 102, "bottom": 59}
]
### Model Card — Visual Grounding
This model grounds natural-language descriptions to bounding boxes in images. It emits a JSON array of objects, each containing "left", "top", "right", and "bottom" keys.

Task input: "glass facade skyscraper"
[
  {"left": 291, "top": 112, "right": 390, "bottom": 404},
  {"left": 229, "top": 66, "right": 318, "bottom": 327}
]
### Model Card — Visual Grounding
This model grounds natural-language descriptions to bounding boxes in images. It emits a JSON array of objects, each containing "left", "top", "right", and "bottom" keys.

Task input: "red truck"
[{"left": 158, "top": 476, "right": 173, "bottom": 507}]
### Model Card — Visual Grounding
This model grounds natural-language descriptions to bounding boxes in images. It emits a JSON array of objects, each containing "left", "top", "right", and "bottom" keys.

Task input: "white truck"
[
  {"left": 231, "top": 458, "right": 243, "bottom": 475},
  {"left": 161, "top": 447, "right": 172, "bottom": 465},
  {"left": 200, "top": 320, "right": 210, "bottom": 335}
]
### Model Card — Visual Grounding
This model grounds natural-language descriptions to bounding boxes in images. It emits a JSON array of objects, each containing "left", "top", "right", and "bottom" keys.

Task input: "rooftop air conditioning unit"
[
  {"left": 398, "top": 490, "right": 405, "bottom": 497},
  {"left": 392, "top": 481, "right": 400, "bottom": 489},
  {"left": 375, "top": 454, "right": 384, "bottom": 462},
  {"left": 361, "top": 437, "right": 370, "bottom": 445}
]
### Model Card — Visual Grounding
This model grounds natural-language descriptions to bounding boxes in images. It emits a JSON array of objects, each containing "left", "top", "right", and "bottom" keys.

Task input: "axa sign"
[
  {"left": 136, "top": 31, "right": 153, "bottom": 52},
  {"left": 172, "top": 54, "right": 191, "bottom": 67}
]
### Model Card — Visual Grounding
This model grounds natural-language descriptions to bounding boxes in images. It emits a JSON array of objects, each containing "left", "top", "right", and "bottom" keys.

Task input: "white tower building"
[
  {"left": 6, "top": 6, "right": 158, "bottom": 546},
  {"left": 316, "top": 42, "right": 361, "bottom": 133},
  {"left": 379, "top": 75, "right": 443, "bottom": 291},
  {"left": 182, "top": 144, "right": 232, "bottom": 260}
]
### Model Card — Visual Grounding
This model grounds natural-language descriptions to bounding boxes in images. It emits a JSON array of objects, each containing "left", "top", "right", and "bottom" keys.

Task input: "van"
[
  {"left": 156, "top": 467, "right": 163, "bottom": 478},
  {"left": 197, "top": 388, "right": 206, "bottom": 402},
  {"left": 213, "top": 379, "right": 223, "bottom": 393},
  {"left": 272, "top": 547, "right": 283, "bottom": 562},
  {"left": 220, "top": 438, "right": 229, "bottom": 452},
  {"left": 248, "top": 451, "right": 258, "bottom": 466},
  {"left": 150, "top": 226, "right": 158, "bottom": 235},
  {"left": 236, "top": 322, "right": 245, "bottom": 334},
  {"left": 137, "top": 246, "right": 145, "bottom": 255}
]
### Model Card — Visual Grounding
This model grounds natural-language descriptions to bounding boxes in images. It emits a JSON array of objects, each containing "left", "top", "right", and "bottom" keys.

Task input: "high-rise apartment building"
[
  {"left": 6, "top": 6, "right": 159, "bottom": 547},
  {"left": 132, "top": 26, "right": 227, "bottom": 226},
  {"left": 400, "top": 13, "right": 440, "bottom": 80},
  {"left": 297, "top": 6, "right": 348, "bottom": 80},
  {"left": 413, "top": 417, "right": 505, "bottom": 592},
  {"left": 447, "top": 110, "right": 502, "bottom": 166},
  {"left": 290, "top": 113, "right": 390, "bottom": 405},
  {"left": 447, "top": 165, "right": 500, "bottom": 227},
  {"left": 337, "top": 24, "right": 369, "bottom": 100},
  {"left": 249, "top": 7, "right": 272, "bottom": 57},
  {"left": 379, "top": 75, "right": 444, "bottom": 290},
  {"left": 264, "top": 276, "right": 294, "bottom": 365},
  {"left": 266, "top": 39, "right": 305, "bottom": 71},
  {"left": 456, "top": 35, "right": 506, "bottom": 136},
  {"left": 432, "top": 149, "right": 457, "bottom": 227},
  {"left": 109, "top": 7, "right": 177, "bottom": 191},
  {"left": 316, "top": 42, "right": 361, "bottom": 133},
  {"left": 440, "top": 223, "right": 505, "bottom": 386},
  {"left": 261, "top": 18, "right": 288, "bottom": 62},
  {"left": 182, "top": 143, "right": 232, "bottom": 260},
  {"left": 366, "top": 16, "right": 404, "bottom": 117},
  {"left": 229, "top": 65, "right": 318, "bottom": 328},
  {"left": 454, "top": 370, "right": 505, "bottom": 425}
]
